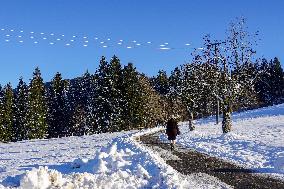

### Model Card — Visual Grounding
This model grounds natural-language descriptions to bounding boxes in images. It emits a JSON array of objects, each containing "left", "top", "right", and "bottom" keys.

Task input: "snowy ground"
[
  {"left": 159, "top": 104, "right": 284, "bottom": 180},
  {"left": 0, "top": 127, "right": 231, "bottom": 189},
  {"left": 1, "top": 104, "right": 283, "bottom": 188},
  {"left": 0, "top": 131, "right": 133, "bottom": 188}
]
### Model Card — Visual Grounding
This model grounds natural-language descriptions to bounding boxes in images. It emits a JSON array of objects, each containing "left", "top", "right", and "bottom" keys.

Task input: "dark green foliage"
[
  {"left": 255, "top": 58, "right": 271, "bottom": 104},
  {"left": 0, "top": 85, "right": 5, "bottom": 141},
  {"left": 108, "top": 56, "right": 124, "bottom": 132},
  {"left": 47, "top": 72, "right": 70, "bottom": 138},
  {"left": 256, "top": 58, "right": 284, "bottom": 105},
  {"left": 14, "top": 78, "right": 29, "bottom": 141},
  {"left": 0, "top": 84, "right": 14, "bottom": 142},
  {"left": 138, "top": 74, "right": 167, "bottom": 127},
  {"left": 153, "top": 70, "right": 170, "bottom": 96},
  {"left": 168, "top": 67, "right": 186, "bottom": 119},
  {"left": 121, "top": 63, "right": 144, "bottom": 130},
  {"left": 268, "top": 58, "right": 284, "bottom": 104},
  {"left": 93, "top": 56, "right": 112, "bottom": 133},
  {"left": 83, "top": 71, "right": 97, "bottom": 134},
  {"left": 26, "top": 67, "right": 48, "bottom": 139}
]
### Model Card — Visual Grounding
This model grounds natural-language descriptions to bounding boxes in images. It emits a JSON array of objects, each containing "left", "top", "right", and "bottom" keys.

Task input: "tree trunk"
[
  {"left": 188, "top": 112, "right": 195, "bottom": 131},
  {"left": 216, "top": 98, "right": 219, "bottom": 125},
  {"left": 222, "top": 103, "right": 232, "bottom": 133}
]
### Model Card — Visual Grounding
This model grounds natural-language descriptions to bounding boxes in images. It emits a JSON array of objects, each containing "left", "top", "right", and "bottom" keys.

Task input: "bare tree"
[{"left": 191, "top": 18, "right": 259, "bottom": 133}]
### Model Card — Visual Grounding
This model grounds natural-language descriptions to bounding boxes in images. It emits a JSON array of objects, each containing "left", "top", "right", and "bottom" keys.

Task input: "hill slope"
[{"left": 159, "top": 104, "right": 284, "bottom": 180}]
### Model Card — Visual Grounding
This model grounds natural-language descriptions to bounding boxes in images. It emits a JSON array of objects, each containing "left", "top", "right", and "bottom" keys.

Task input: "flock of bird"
[{"left": 0, "top": 27, "right": 193, "bottom": 51}]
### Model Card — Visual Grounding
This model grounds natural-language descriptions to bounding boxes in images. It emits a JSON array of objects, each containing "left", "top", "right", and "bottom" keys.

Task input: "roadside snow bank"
[
  {"left": 15, "top": 126, "right": 231, "bottom": 189},
  {"left": 0, "top": 131, "right": 130, "bottom": 183}
]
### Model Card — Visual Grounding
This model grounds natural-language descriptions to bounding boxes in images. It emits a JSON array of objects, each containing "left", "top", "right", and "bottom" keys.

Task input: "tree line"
[
  {"left": 1, "top": 18, "right": 284, "bottom": 142},
  {"left": 152, "top": 18, "right": 284, "bottom": 133},
  {"left": 0, "top": 56, "right": 168, "bottom": 142},
  {"left": 152, "top": 57, "right": 284, "bottom": 129},
  {"left": 0, "top": 52, "right": 282, "bottom": 142}
]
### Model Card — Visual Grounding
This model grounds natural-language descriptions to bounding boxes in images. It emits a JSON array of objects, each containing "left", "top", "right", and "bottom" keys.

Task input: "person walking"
[{"left": 166, "top": 116, "right": 180, "bottom": 151}]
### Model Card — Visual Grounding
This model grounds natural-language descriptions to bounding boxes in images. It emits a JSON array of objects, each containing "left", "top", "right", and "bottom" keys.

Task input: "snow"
[
  {"left": 0, "top": 127, "right": 231, "bottom": 188},
  {"left": 274, "top": 154, "right": 284, "bottom": 173},
  {"left": 0, "top": 132, "right": 130, "bottom": 186},
  {"left": 2, "top": 103, "right": 284, "bottom": 188},
  {"left": 159, "top": 103, "right": 284, "bottom": 180}
]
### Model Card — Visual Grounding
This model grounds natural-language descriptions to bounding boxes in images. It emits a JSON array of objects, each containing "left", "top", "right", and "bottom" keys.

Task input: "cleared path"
[{"left": 140, "top": 132, "right": 284, "bottom": 189}]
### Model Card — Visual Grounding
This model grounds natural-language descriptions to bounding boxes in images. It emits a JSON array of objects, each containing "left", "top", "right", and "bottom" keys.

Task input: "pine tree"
[
  {"left": 47, "top": 72, "right": 70, "bottom": 138},
  {"left": 68, "top": 71, "right": 95, "bottom": 136},
  {"left": 82, "top": 71, "right": 96, "bottom": 134},
  {"left": 14, "top": 78, "right": 29, "bottom": 141},
  {"left": 26, "top": 67, "right": 48, "bottom": 139},
  {"left": 0, "top": 85, "right": 4, "bottom": 141},
  {"left": 93, "top": 56, "right": 112, "bottom": 133},
  {"left": 254, "top": 58, "right": 284, "bottom": 106},
  {"left": 1, "top": 83, "right": 14, "bottom": 142},
  {"left": 168, "top": 67, "right": 187, "bottom": 120},
  {"left": 67, "top": 77, "right": 82, "bottom": 134},
  {"left": 121, "top": 63, "right": 144, "bottom": 130},
  {"left": 153, "top": 70, "right": 170, "bottom": 96},
  {"left": 139, "top": 74, "right": 167, "bottom": 128},
  {"left": 270, "top": 57, "right": 284, "bottom": 104},
  {"left": 108, "top": 55, "right": 124, "bottom": 132},
  {"left": 189, "top": 35, "right": 222, "bottom": 119},
  {"left": 255, "top": 58, "right": 271, "bottom": 105}
]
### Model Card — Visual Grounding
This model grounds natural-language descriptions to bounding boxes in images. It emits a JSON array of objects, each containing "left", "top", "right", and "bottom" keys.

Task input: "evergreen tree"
[
  {"left": 26, "top": 67, "right": 48, "bottom": 139},
  {"left": 47, "top": 72, "right": 70, "bottom": 138},
  {"left": 68, "top": 71, "right": 95, "bottom": 136},
  {"left": 270, "top": 57, "right": 284, "bottom": 104},
  {"left": 93, "top": 56, "right": 112, "bottom": 133},
  {"left": 14, "top": 78, "right": 29, "bottom": 141},
  {"left": 82, "top": 71, "right": 96, "bottom": 134},
  {"left": 1, "top": 83, "right": 14, "bottom": 142},
  {"left": 255, "top": 58, "right": 271, "bottom": 105},
  {"left": 139, "top": 74, "right": 167, "bottom": 127},
  {"left": 168, "top": 67, "right": 187, "bottom": 120},
  {"left": 0, "top": 85, "right": 4, "bottom": 141},
  {"left": 153, "top": 70, "right": 170, "bottom": 96},
  {"left": 255, "top": 57, "right": 284, "bottom": 106},
  {"left": 190, "top": 35, "right": 223, "bottom": 119},
  {"left": 108, "top": 55, "right": 124, "bottom": 132},
  {"left": 67, "top": 77, "right": 82, "bottom": 135},
  {"left": 121, "top": 63, "right": 144, "bottom": 130}
]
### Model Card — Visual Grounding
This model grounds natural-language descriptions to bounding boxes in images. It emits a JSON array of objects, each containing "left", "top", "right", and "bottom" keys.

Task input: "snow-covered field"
[
  {"left": 160, "top": 104, "right": 284, "bottom": 180},
  {"left": 1, "top": 104, "right": 284, "bottom": 188}
]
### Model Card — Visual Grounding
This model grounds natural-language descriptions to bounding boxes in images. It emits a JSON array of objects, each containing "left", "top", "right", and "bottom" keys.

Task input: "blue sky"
[{"left": 0, "top": 0, "right": 283, "bottom": 86}]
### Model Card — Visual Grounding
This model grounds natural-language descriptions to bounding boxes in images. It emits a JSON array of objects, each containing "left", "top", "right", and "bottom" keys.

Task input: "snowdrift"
[{"left": 0, "top": 127, "right": 231, "bottom": 189}]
